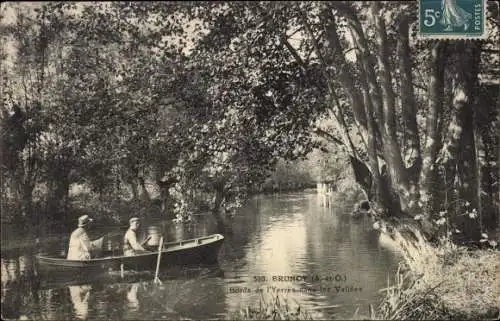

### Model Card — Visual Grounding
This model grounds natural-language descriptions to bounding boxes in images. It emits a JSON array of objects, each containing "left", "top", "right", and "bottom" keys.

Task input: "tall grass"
[
  {"left": 373, "top": 226, "right": 499, "bottom": 320},
  {"left": 235, "top": 293, "right": 313, "bottom": 320}
]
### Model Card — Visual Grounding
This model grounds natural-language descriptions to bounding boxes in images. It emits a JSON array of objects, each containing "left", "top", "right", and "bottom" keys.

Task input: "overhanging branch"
[{"left": 313, "top": 127, "right": 345, "bottom": 147}]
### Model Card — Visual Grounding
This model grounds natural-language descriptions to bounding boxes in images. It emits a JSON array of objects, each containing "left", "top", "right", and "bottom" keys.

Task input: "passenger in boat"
[
  {"left": 123, "top": 217, "right": 149, "bottom": 256},
  {"left": 67, "top": 215, "right": 97, "bottom": 260}
]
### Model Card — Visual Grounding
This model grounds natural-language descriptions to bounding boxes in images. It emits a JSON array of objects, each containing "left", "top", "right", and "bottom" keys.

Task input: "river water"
[{"left": 1, "top": 191, "right": 403, "bottom": 320}]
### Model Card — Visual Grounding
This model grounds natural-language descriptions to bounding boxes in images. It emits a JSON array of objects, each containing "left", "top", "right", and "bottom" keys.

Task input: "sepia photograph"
[{"left": 1, "top": 1, "right": 498, "bottom": 320}]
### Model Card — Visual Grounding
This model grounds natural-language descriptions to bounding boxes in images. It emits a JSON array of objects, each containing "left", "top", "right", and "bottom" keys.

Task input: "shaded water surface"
[{"left": 1, "top": 192, "right": 402, "bottom": 320}]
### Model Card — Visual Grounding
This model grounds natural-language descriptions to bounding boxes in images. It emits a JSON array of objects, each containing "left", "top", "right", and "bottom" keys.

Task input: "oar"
[{"left": 153, "top": 236, "right": 164, "bottom": 284}]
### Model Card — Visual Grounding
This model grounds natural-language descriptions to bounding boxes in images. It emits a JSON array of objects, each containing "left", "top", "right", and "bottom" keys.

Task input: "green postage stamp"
[{"left": 418, "top": 0, "right": 488, "bottom": 39}]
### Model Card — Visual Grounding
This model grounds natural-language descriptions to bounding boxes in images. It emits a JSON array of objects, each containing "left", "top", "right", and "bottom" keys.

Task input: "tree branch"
[
  {"left": 313, "top": 127, "right": 346, "bottom": 147},
  {"left": 480, "top": 48, "right": 500, "bottom": 53},
  {"left": 285, "top": 26, "right": 303, "bottom": 39},
  {"left": 322, "top": 6, "right": 367, "bottom": 129},
  {"left": 397, "top": 13, "right": 421, "bottom": 184},
  {"left": 371, "top": 2, "right": 397, "bottom": 134},
  {"left": 281, "top": 34, "right": 306, "bottom": 72},
  {"left": 299, "top": 6, "right": 359, "bottom": 159},
  {"left": 330, "top": 2, "right": 383, "bottom": 131}
]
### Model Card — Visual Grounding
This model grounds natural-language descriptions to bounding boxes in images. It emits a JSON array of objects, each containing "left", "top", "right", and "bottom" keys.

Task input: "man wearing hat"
[
  {"left": 67, "top": 215, "right": 97, "bottom": 260},
  {"left": 123, "top": 217, "right": 149, "bottom": 256}
]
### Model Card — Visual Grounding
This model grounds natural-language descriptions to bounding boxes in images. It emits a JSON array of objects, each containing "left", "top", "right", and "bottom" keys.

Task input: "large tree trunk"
[
  {"left": 358, "top": 69, "right": 383, "bottom": 207},
  {"left": 473, "top": 105, "right": 483, "bottom": 233},
  {"left": 322, "top": 6, "right": 367, "bottom": 130},
  {"left": 350, "top": 156, "right": 373, "bottom": 200},
  {"left": 301, "top": 9, "right": 359, "bottom": 158},
  {"left": 477, "top": 84, "right": 500, "bottom": 230},
  {"left": 157, "top": 176, "right": 177, "bottom": 213},
  {"left": 9, "top": 170, "right": 34, "bottom": 222},
  {"left": 343, "top": 18, "right": 386, "bottom": 205},
  {"left": 371, "top": 3, "right": 410, "bottom": 212},
  {"left": 397, "top": 14, "right": 421, "bottom": 208},
  {"left": 440, "top": 42, "right": 481, "bottom": 242},
  {"left": 324, "top": 2, "right": 409, "bottom": 216},
  {"left": 420, "top": 42, "right": 447, "bottom": 215},
  {"left": 20, "top": 182, "right": 35, "bottom": 221},
  {"left": 46, "top": 174, "right": 70, "bottom": 225},
  {"left": 130, "top": 179, "right": 139, "bottom": 200},
  {"left": 138, "top": 176, "right": 151, "bottom": 202},
  {"left": 212, "top": 182, "right": 230, "bottom": 234},
  {"left": 340, "top": 4, "right": 404, "bottom": 216}
]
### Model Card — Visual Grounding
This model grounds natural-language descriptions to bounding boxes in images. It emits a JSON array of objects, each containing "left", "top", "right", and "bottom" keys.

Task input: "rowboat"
[
  {"left": 36, "top": 265, "right": 226, "bottom": 290},
  {"left": 36, "top": 234, "right": 224, "bottom": 277}
]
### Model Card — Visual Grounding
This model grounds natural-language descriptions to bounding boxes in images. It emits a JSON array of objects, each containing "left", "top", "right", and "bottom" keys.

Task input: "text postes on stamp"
[{"left": 418, "top": 0, "right": 487, "bottom": 39}]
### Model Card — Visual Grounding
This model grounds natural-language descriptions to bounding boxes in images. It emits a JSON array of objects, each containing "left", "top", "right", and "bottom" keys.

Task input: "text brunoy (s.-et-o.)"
[{"left": 227, "top": 274, "right": 363, "bottom": 294}]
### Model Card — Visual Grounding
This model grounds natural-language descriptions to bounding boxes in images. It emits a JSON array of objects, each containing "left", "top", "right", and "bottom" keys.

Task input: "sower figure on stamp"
[
  {"left": 123, "top": 217, "right": 150, "bottom": 256},
  {"left": 440, "top": 0, "right": 472, "bottom": 31}
]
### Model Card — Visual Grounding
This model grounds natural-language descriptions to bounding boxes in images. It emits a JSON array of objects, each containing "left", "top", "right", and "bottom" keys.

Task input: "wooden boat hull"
[
  {"left": 36, "top": 265, "right": 226, "bottom": 290},
  {"left": 36, "top": 234, "right": 224, "bottom": 276}
]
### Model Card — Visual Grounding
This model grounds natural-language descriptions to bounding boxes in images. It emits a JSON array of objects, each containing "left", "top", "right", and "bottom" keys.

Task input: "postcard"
[{"left": 1, "top": 1, "right": 498, "bottom": 320}]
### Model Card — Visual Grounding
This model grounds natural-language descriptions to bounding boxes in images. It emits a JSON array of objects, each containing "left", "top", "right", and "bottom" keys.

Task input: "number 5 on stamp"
[{"left": 418, "top": 0, "right": 488, "bottom": 39}]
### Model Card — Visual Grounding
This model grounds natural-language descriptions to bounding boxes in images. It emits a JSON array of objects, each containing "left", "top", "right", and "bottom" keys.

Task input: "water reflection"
[
  {"left": 69, "top": 285, "right": 91, "bottom": 319},
  {"left": 126, "top": 283, "right": 139, "bottom": 311},
  {"left": 1, "top": 191, "right": 402, "bottom": 320},
  {"left": 221, "top": 192, "right": 402, "bottom": 319}
]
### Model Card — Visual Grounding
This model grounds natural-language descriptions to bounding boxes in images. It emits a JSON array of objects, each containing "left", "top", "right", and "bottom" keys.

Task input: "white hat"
[{"left": 78, "top": 215, "right": 93, "bottom": 227}]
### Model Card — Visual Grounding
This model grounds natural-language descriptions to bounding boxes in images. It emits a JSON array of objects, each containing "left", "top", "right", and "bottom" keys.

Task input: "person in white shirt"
[
  {"left": 67, "top": 215, "right": 97, "bottom": 260},
  {"left": 123, "top": 217, "right": 149, "bottom": 256}
]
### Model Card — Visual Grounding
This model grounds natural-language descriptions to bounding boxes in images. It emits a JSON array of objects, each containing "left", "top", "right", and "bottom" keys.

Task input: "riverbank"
[
  {"left": 1, "top": 186, "right": 320, "bottom": 233},
  {"left": 372, "top": 228, "right": 499, "bottom": 320},
  {"left": 0, "top": 193, "right": 171, "bottom": 234}
]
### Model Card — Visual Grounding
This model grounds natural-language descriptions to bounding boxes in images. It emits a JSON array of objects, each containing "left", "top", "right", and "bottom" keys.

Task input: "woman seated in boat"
[
  {"left": 67, "top": 215, "right": 100, "bottom": 260},
  {"left": 123, "top": 217, "right": 150, "bottom": 256}
]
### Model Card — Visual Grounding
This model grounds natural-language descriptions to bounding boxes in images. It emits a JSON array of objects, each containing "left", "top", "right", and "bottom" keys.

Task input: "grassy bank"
[
  {"left": 372, "top": 227, "right": 498, "bottom": 320},
  {"left": 234, "top": 294, "right": 313, "bottom": 320}
]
